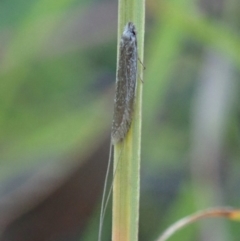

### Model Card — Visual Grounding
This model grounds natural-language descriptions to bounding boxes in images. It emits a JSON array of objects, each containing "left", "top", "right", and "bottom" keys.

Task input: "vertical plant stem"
[{"left": 112, "top": 1, "right": 145, "bottom": 241}]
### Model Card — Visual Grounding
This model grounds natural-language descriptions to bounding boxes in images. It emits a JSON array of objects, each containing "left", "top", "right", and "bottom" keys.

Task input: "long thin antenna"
[
  {"left": 98, "top": 143, "right": 125, "bottom": 241},
  {"left": 98, "top": 144, "right": 113, "bottom": 241},
  {"left": 101, "top": 145, "right": 124, "bottom": 226}
]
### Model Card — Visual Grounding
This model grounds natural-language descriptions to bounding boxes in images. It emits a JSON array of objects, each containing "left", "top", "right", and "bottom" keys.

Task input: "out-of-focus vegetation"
[{"left": 0, "top": 0, "right": 240, "bottom": 241}]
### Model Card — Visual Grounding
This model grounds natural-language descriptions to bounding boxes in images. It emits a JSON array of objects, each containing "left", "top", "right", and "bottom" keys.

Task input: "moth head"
[{"left": 122, "top": 22, "right": 137, "bottom": 41}]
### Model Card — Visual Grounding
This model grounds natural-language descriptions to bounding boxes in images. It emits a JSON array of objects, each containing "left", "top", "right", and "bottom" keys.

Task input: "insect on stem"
[
  {"left": 111, "top": 22, "right": 139, "bottom": 144},
  {"left": 98, "top": 22, "right": 142, "bottom": 241}
]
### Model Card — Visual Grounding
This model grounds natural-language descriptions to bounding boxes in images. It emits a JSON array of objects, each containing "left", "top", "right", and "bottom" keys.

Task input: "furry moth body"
[{"left": 111, "top": 22, "right": 138, "bottom": 144}]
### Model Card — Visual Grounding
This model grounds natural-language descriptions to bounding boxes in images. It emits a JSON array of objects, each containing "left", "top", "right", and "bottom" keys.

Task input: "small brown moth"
[{"left": 111, "top": 22, "right": 138, "bottom": 144}]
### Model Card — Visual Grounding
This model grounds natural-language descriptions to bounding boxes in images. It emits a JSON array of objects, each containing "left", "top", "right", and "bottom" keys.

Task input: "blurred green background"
[{"left": 0, "top": 0, "right": 240, "bottom": 241}]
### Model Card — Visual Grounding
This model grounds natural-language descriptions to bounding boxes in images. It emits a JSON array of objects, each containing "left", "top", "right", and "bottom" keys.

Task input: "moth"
[
  {"left": 98, "top": 22, "right": 140, "bottom": 241},
  {"left": 111, "top": 22, "right": 138, "bottom": 144}
]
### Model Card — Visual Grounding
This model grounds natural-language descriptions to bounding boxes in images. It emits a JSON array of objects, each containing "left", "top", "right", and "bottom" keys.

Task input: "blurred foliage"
[{"left": 0, "top": 0, "right": 240, "bottom": 241}]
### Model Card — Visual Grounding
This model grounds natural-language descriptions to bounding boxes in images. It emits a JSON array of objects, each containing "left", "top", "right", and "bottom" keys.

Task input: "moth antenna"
[{"left": 98, "top": 144, "right": 113, "bottom": 241}]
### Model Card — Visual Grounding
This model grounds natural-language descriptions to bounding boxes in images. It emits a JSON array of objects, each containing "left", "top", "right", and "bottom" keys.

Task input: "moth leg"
[
  {"left": 138, "top": 72, "right": 144, "bottom": 83},
  {"left": 137, "top": 57, "right": 145, "bottom": 83},
  {"left": 138, "top": 57, "right": 146, "bottom": 70}
]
